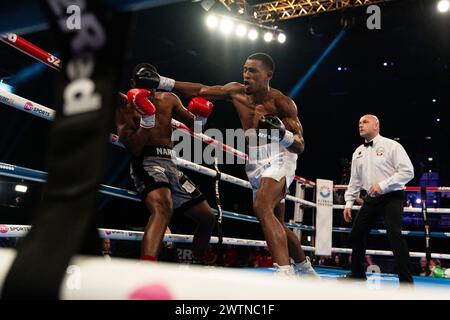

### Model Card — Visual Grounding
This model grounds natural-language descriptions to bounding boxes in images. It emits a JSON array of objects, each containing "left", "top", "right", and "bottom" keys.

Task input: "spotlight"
[
  {"left": 383, "top": 62, "right": 388, "bottom": 67},
  {"left": 436, "top": 118, "right": 440, "bottom": 122},
  {"left": 248, "top": 29, "right": 258, "bottom": 40},
  {"left": 205, "top": 14, "right": 219, "bottom": 29},
  {"left": 338, "top": 67, "right": 342, "bottom": 71},
  {"left": 235, "top": 24, "right": 247, "bottom": 37},
  {"left": 428, "top": 157, "right": 433, "bottom": 161},
  {"left": 437, "top": 0, "right": 450, "bottom": 13},
  {"left": 15, "top": 184, "right": 28, "bottom": 193},
  {"left": 415, "top": 198, "right": 422, "bottom": 204},
  {"left": 219, "top": 18, "right": 234, "bottom": 35},
  {"left": 0, "top": 80, "right": 14, "bottom": 93},
  {"left": 433, "top": 199, "right": 438, "bottom": 204},
  {"left": 203, "top": 13, "right": 282, "bottom": 45},
  {"left": 263, "top": 32, "right": 273, "bottom": 42},
  {"left": 432, "top": 98, "right": 437, "bottom": 103},
  {"left": 277, "top": 33, "right": 286, "bottom": 43}
]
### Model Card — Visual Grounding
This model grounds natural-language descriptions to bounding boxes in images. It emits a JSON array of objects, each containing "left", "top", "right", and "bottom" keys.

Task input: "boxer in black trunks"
[{"left": 116, "top": 63, "right": 215, "bottom": 262}]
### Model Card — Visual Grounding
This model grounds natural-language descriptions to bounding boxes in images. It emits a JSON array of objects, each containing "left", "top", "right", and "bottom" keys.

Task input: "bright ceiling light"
[
  {"left": 277, "top": 33, "right": 286, "bottom": 43},
  {"left": 264, "top": 32, "right": 273, "bottom": 42},
  {"left": 248, "top": 29, "right": 258, "bottom": 40},
  {"left": 235, "top": 24, "right": 247, "bottom": 37},
  {"left": 205, "top": 14, "right": 219, "bottom": 29},
  {"left": 219, "top": 18, "right": 234, "bottom": 35},
  {"left": 437, "top": 0, "right": 450, "bottom": 13}
]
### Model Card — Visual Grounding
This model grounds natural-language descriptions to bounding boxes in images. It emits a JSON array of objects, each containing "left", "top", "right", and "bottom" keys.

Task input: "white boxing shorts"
[{"left": 245, "top": 142, "right": 298, "bottom": 202}]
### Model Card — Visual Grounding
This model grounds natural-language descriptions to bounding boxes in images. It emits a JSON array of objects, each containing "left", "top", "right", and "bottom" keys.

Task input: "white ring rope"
[
  {"left": 334, "top": 184, "right": 450, "bottom": 192},
  {"left": 332, "top": 204, "right": 450, "bottom": 214},
  {"left": 3, "top": 161, "right": 450, "bottom": 243},
  {"left": 1, "top": 224, "right": 449, "bottom": 260}
]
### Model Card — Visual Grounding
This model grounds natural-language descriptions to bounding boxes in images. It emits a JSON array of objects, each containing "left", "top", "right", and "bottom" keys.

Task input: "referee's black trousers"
[{"left": 349, "top": 190, "right": 413, "bottom": 283}]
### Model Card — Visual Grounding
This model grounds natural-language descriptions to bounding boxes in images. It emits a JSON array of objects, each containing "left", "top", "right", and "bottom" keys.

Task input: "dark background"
[{"left": 0, "top": 0, "right": 449, "bottom": 255}]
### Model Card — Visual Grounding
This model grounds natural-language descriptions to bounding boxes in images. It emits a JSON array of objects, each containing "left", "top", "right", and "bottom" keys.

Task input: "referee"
[{"left": 343, "top": 114, "right": 414, "bottom": 284}]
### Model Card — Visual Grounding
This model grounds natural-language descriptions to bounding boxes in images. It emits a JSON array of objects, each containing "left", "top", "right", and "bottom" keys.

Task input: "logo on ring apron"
[
  {"left": 0, "top": 225, "right": 9, "bottom": 233},
  {"left": 319, "top": 185, "right": 331, "bottom": 198}
]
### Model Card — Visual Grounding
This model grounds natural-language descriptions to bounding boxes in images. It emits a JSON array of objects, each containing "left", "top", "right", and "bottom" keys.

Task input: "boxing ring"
[{"left": 1, "top": 32, "right": 450, "bottom": 299}]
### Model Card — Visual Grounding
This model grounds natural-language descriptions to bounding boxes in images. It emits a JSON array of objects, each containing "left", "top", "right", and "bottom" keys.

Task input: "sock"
[{"left": 141, "top": 255, "right": 157, "bottom": 262}]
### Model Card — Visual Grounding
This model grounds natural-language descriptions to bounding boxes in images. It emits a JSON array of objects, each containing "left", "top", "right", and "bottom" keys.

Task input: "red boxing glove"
[
  {"left": 188, "top": 97, "right": 213, "bottom": 125},
  {"left": 127, "top": 88, "right": 156, "bottom": 128}
]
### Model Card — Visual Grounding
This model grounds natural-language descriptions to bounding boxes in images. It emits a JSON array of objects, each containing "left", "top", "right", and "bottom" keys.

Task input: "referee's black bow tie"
[{"left": 364, "top": 141, "right": 373, "bottom": 147}]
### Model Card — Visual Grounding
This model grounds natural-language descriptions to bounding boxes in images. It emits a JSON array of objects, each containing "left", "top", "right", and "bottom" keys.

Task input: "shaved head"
[
  {"left": 362, "top": 114, "right": 379, "bottom": 125},
  {"left": 359, "top": 114, "right": 380, "bottom": 140}
]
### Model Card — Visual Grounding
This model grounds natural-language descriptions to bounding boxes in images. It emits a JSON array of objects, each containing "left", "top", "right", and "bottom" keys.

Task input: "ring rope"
[
  {"left": 1, "top": 224, "right": 449, "bottom": 260},
  {"left": 2, "top": 161, "right": 450, "bottom": 238},
  {"left": 334, "top": 184, "right": 450, "bottom": 192}
]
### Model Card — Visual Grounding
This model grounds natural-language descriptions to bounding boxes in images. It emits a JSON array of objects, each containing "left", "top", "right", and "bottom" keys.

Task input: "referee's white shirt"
[{"left": 344, "top": 134, "right": 414, "bottom": 209}]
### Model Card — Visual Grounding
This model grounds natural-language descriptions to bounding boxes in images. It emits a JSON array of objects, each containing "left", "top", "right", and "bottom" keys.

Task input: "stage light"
[
  {"left": 248, "top": 29, "right": 258, "bottom": 40},
  {"left": 437, "top": 0, "right": 450, "bottom": 13},
  {"left": 205, "top": 14, "right": 219, "bottom": 29},
  {"left": 236, "top": 24, "right": 247, "bottom": 37},
  {"left": 277, "top": 33, "right": 286, "bottom": 43},
  {"left": 203, "top": 13, "right": 284, "bottom": 44},
  {"left": 15, "top": 184, "right": 28, "bottom": 193},
  {"left": 264, "top": 32, "right": 273, "bottom": 42},
  {"left": 0, "top": 80, "right": 14, "bottom": 93},
  {"left": 219, "top": 18, "right": 234, "bottom": 35}
]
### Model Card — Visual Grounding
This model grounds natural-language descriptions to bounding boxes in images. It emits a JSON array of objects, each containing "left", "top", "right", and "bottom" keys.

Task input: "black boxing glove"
[
  {"left": 257, "top": 114, "right": 294, "bottom": 147},
  {"left": 133, "top": 63, "right": 175, "bottom": 91}
]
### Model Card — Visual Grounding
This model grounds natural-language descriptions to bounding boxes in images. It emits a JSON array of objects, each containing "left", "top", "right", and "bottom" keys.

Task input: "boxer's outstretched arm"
[{"left": 174, "top": 81, "right": 242, "bottom": 101}]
